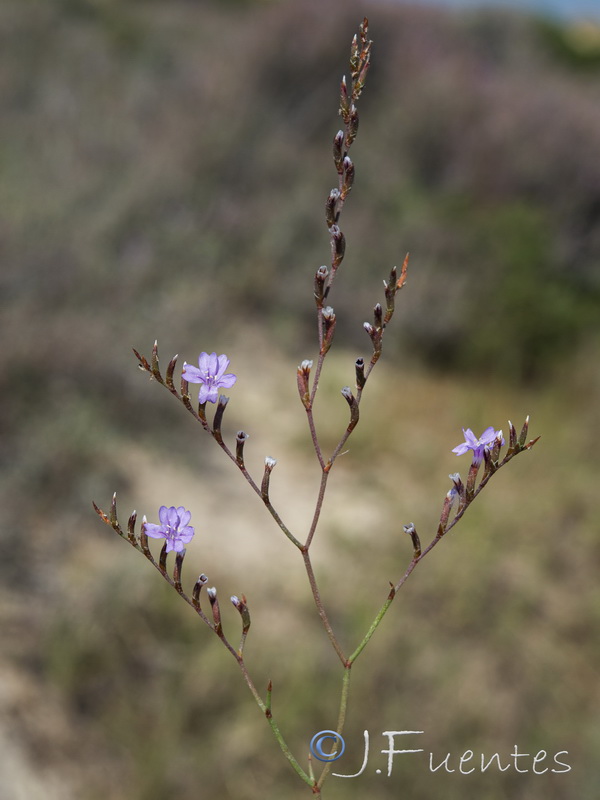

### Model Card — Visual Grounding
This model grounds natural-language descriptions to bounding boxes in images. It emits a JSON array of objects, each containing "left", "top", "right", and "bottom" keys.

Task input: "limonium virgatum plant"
[{"left": 93, "top": 18, "right": 539, "bottom": 798}]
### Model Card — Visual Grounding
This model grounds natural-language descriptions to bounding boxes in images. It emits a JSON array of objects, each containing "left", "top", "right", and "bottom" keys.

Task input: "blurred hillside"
[{"left": 1, "top": 0, "right": 600, "bottom": 799}]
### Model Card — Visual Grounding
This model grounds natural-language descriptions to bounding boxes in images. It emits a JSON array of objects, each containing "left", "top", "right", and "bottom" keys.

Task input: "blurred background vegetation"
[{"left": 1, "top": 0, "right": 600, "bottom": 798}]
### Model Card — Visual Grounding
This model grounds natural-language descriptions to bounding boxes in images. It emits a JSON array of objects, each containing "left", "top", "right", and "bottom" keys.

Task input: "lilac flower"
[
  {"left": 182, "top": 352, "right": 237, "bottom": 404},
  {"left": 143, "top": 506, "right": 195, "bottom": 553},
  {"left": 452, "top": 427, "right": 504, "bottom": 465}
]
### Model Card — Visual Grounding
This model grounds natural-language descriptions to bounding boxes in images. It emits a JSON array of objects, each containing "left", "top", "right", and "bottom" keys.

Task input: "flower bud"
[
  {"left": 236, "top": 431, "right": 249, "bottom": 467},
  {"left": 519, "top": 415, "right": 530, "bottom": 448},
  {"left": 403, "top": 523, "right": 421, "bottom": 558},
  {"left": 438, "top": 488, "right": 458, "bottom": 537},
  {"left": 340, "top": 74, "right": 350, "bottom": 120},
  {"left": 297, "top": 361, "right": 312, "bottom": 409},
  {"left": 261, "top": 457, "right": 277, "bottom": 500},
  {"left": 508, "top": 420, "right": 517, "bottom": 453},
  {"left": 333, "top": 130, "right": 344, "bottom": 172},
  {"left": 345, "top": 105, "right": 359, "bottom": 148},
  {"left": 341, "top": 386, "right": 359, "bottom": 432},
  {"left": 325, "top": 188, "right": 340, "bottom": 227},
  {"left": 192, "top": 574, "right": 208, "bottom": 609},
  {"left": 330, "top": 225, "right": 346, "bottom": 269},
  {"left": 341, "top": 156, "right": 355, "bottom": 199},
  {"left": 212, "top": 395, "right": 229, "bottom": 443},
  {"left": 373, "top": 302, "right": 383, "bottom": 330},
  {"left": 355, "top": 357, "right": 366, "bottom": 390},
  {"left": 321, "top": 306, "right": 337, "bottom": 355},
  {"left": 207, "top": 587, "right": 222, "bottom": 634},
  {"left": 314, "top": 265, "right": 329, "bottom": 306}
]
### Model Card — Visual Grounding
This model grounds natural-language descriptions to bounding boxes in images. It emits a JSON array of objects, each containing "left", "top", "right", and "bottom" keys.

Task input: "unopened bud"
[
  {"left": 207, "top": 587, "right": 222, "bottom": 634},
  {"left": 341, "top": 386, "right": 359, "bottom": 431},
  {"left": 212, "top": 395, "right": 229, "bottom": 443},
  {"left": 314, "top": 265, "right": 329, "bottom": 306},
  {"left": 438, "top": 488, "right": 458, "bottom": 537},
  {"left": 508, "top": 420, "right": 517, "bottom": 452},
  {"left": 519, "top": 415, "right": 530, "bottom": 448},
  {"left": 373, "top": 302, "right": 383, "bottom": 329},
  {"left": 236, "top": 431, "right": 249, "bottom": 467},
  {"left": 345, "top": 105, "right": 359, "bottom": 148},
  {"left": 330, "top": 225, "right": 346, "bottom": 269},
  {"left": 297, "top": 361, "right": 312, "bottom": 409},
  {"left": 325, "top": 188, "right": 340, "bottom": 227},
  {"left": 341, "top": 156, "right": 355, "bottom": 199},
  {"left": 403, "top": 523, "right": 421, "bottom": 558},
  {"left": 340, "top": 74, "right": 350, "bottom": 120},
  {"left": 231, "top": 594, "right": 251, "bottom": 634},
  {"left": 355, "top": 357, "right": 366, "bottom": 390},
  {"left": 261, "top": 457, "right": 277, "bottom": 500},
  {"left": 321, "top": 306, "right": 337, "bottom": 355},
  {"left": 192, "top": 574, "right": 208, "bottom": 608},
  {"left": 333, "top": 130, "right": 344, "bottom": 172}
]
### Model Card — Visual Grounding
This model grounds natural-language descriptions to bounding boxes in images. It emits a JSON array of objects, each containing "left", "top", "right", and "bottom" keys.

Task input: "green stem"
[{"left": 316, "top": 666, "right": 352, "bottom": 789}]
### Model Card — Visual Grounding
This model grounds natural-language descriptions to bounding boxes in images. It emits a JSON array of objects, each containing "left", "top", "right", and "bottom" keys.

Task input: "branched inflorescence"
[{"left": 93, "top": 18, "right": 538, "bottom": 798}]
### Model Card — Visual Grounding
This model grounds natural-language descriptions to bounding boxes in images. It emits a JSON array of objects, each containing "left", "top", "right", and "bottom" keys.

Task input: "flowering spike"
[
  {"left": 236, "top": 431, "right": 249, "bottom": 467},
  {"left": 192, "top": 574, "right": 208, "bottom": 609},
  {"left": 403, "top": 523, "right": 421, "bottom": 558},
  {"left": 355, "top": 357, "right": 366, "bottom": 390}
]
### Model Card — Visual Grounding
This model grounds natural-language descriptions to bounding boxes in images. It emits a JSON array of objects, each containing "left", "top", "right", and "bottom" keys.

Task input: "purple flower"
[
  {"left": 452, "top": 427, "right": 504, "bottom": 465},
  {"left": 143, "top": 506, "right": 195, "bottom": 553},
  {"left": 182, "top": 352, "right": 237, "bottom": 404}
]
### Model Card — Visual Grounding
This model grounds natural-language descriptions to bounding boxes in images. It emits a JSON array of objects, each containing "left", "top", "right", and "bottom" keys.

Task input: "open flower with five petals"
[
  {"left": 452, "top": 427, "right": 504, "bottom": 466},
  {"left": 182, "top": 352, "right": 237, "bottom": 404},
  {"left": 143, "top": 505, "right": 195, "bottom": 553}
]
